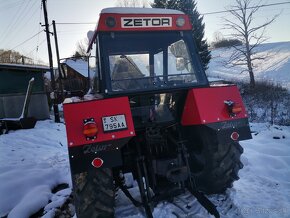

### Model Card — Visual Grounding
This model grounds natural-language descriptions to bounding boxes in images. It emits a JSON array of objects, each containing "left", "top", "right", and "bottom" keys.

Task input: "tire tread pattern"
[
  {"left": 188, "top": 129, "right": 244, "bottom": 194},
  {"left": 72, "top": 168, "right": 115, "bottom": 218}
]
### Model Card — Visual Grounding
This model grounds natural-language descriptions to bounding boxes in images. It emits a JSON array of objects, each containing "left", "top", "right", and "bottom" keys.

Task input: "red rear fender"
[
  {"left": 63, "top": 96, "right": 135, "bottom": 148},
  {"left": 181, "top": 85, "right": 248, "bottom": 125}
]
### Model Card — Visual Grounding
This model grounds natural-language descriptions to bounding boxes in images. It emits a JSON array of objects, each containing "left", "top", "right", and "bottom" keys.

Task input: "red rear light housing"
[
  {"left": 224, "top": 100, "right": 242, "bottom": 117},
  {"left": 83, "top": 118, "right": 98, "bottom": 140}
]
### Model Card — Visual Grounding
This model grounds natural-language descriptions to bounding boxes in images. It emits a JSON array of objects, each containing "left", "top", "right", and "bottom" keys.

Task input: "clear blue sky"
[{"left": 0, "top": 0, "right": 289, "bottom": 66}]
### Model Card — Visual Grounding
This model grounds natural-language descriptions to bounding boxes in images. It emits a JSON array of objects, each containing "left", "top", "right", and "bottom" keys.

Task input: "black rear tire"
[
  {"left": 186, "top": 128, "right": 244, "bottom": 194},
  {"left": 72, "top": 168, "right": 115, "bottom": 218}
]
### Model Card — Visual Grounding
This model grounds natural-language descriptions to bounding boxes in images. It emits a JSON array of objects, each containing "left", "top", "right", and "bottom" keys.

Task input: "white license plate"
[{"left": 102, "top": 115, "right": 127, "bottom": 132}]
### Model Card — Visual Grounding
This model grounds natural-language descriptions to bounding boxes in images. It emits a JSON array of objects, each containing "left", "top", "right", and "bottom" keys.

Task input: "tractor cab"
[
  {"left": 88, "top": 8, "right": 208, "bottom": 95},
  {"left": 87, "top": 8, "right": 210, "bottom": 130}
]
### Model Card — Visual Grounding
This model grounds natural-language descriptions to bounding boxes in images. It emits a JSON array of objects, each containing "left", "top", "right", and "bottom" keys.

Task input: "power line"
[
  {"left": 36, "top": 0, "right": 43, "bottom": 61},
  {"left": 25, "top": 38, "right": 46, "bottom": 57},
  {"left": 54, "top": 2, "right": 290, "bottom": 26},
  {"left": 11, "top": 30, "right": 44, "bottom": 51},
  {"left": 201, "top": 1, "right": 290, "bottom": 15},
  {"left": 0, "top": 0, "right": 23, "bottom": 12},
  {"left": 0, "top": 0, "right": 27, "bottom": 42},
  {"left": 5, "top": 0, "right": 40, "bottom": 48},
  {"left": 55, "top": 22, "right": 95, "bottom": 25},
  {"left": 57, "top": 29, "right": 92, "bottom": 34}
]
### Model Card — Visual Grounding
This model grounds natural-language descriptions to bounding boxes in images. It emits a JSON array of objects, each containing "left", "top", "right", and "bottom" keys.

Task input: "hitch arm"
[{"left": 189, "top": 189, "right": 220, "bottom": 218}]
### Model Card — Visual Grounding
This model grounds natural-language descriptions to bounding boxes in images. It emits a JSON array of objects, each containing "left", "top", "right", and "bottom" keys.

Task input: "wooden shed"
[
  {"left": 59, "top": 59, "right": 90, "bottom": 96},
  {"left": 0, "top": 64, "right": 50, "bottom": 120}
]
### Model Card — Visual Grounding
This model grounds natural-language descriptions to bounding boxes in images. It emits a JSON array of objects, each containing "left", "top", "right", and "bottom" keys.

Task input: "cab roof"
[
  {"left": 101, "top": 7, "right": 185, "bottom": 15},
  {"left": 87, "top": 7, "right": 191, "bottom": 53}
]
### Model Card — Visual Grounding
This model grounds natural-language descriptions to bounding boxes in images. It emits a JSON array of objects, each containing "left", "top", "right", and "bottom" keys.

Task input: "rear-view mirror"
[{"left": 176, "top": 57, "right": 185, "bottom": 71}]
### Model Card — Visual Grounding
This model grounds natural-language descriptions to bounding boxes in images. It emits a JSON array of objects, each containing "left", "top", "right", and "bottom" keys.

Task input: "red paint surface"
[
  {"left": 64, "top": 97, "right": 135, "bottom": 147},
  {"left": 88, "top": 12, "right": 192, "bottom": 52},
  {"left": 97, "top": 13, "right": 192, "bottom": 32},
  {"left": 181, "top": 85, "right": 248, "bottom": 125}
]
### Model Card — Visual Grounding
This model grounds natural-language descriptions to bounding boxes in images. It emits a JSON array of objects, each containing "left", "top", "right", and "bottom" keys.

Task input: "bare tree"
[
  {"left": 116, "top": 0, "right": 149, "bottom": 7},
  {"left": 73, "top": 38, "right": 89, "bottom": 60},
  {"left": 223, "top": 0, "right": 278, "bottom": 87},
  {"left": 0, "top": 49, "right": 34, "bottom": 64},
  {"left": 213, "top": 31, "right": 225, "bottom": 44}
]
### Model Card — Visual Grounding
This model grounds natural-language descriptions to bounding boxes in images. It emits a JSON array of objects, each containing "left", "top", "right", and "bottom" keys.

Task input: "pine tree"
[
  {"left": 152, "top": 0, "right": 211, "bottom": 70},
  {"left": 152, "top": 0, "right": 167, "bottom": 8}
]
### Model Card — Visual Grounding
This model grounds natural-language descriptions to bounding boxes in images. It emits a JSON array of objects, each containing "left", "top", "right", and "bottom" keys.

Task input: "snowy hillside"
[
  {"left": 0, "top": 121, "right": 290, "bottom": 218},
  {"left": 207, "top": 41, "right": 290, "bottom": 90}
]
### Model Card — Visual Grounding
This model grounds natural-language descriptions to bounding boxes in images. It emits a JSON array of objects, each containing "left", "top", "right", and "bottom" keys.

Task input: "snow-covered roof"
[
  {"left": 62, "top": 59, "right": 90, "bottom": 78},
  {"left": 101, "top": 7, "right": 184, "bottom": 15},
  {"left": 0, "top": 63, "right": 49, "bottom": 70}
]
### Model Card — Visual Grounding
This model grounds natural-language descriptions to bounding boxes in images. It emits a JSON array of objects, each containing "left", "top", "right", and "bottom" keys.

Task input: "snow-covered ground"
[
  {"left": 207, "top": 41, "right": 290, "bottom": 90},
  {"left": 0, "top": 121, "right": 71, "bottom": 218},
  {"left": 1, "top": 120, "right": 290, "bottom": 218}
]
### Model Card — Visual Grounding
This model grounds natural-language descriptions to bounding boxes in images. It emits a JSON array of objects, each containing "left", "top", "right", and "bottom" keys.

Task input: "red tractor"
[{"left": 63, "top": 7, "right": 251, "bottom": 218}]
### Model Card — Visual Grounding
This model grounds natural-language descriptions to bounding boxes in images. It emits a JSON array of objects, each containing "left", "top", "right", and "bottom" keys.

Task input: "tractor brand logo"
[
  {"left": 121, "top": 17, "right": 172, "bottom": 28},
  {"left": 219, "top": 119, "right": 246, "bottom": 129},
  {"left": 83, "top": 143, "right": 112, "bottom": 154}
]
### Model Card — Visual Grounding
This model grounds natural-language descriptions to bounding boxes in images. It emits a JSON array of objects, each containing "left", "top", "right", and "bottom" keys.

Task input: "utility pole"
[
  {"left": 87, "top": 56, "right": 90, "bottom": 90},
  {"left": 52, "top": 20, "right": 64, "bottom": 101},
  {"left": 42, "top": 0, "right": 60, "bottom": 123}
]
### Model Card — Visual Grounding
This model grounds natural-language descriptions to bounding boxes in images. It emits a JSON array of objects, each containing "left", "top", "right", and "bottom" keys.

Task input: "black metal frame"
[
  {"left": 95, "top": 31, "right": 209, "bottom": 96},
  {"left": 113, "top": 126, "right": 220, "bottom": 218}
]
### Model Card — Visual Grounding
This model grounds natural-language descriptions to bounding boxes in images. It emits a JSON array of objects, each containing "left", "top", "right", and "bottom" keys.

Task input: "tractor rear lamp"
[
  {"left": 92, "top": 157, "right": 104, "bottom": 168},
  {"left": 224, "top": 100, "right": 242, "bottom": 117},
  {"left": 176, "top": 17, "right": 185, "bottom": 27},
  {"left": 231, "top": 132, "right": 239, "bottom": 141},
  {"left": 83, "top": 118, "right": 98, "bottom": 139},
  {"left": 232, "top": 106, "right": 242, "bottom": 114},
  {"left": 106, "top": 17, "right": 116, "bottom": 28}
]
